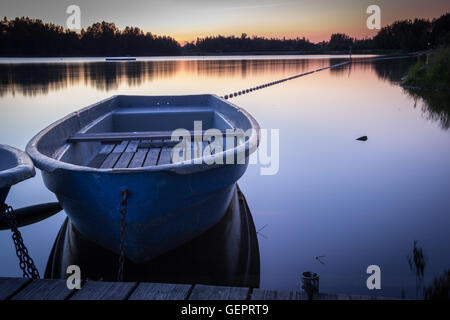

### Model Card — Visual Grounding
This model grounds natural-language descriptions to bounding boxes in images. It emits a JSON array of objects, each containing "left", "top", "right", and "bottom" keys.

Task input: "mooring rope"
[{"left": 221, "top": 53, "right": 424, "bottom": 100}]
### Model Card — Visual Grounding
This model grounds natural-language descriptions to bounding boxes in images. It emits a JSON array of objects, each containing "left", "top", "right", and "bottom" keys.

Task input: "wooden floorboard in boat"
[
  {"left": 114, "top": 141, "right": 139, "bottom": 168},
  {"left": 143, "top": 148, "right": 161, "bottom": 167},
  {"left": 129, "top": 148, "right": 148, "bottom": 168},
  {"left": 157, "top": 147, "right": 172, "bottom": 165},
  {"left": 100, "top": 141, "right": 129, "bottom": 169},
  {"left": 114, "top": 152, "right": 134, "bottom": 168},
  {"left": 90, "top": 139, "right": 218, "bottom": 169},
  {"left": 126, "top": 140, "right": 140, "bottom": 152},
  {"left": 88, "top": 144, "right": 115, "bottom": 168}
]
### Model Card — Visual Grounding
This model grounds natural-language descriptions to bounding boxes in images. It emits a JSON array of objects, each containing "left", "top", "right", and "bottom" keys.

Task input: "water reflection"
[
  {"left": 45, "top": 186, "right": 260, "bottom": 287},
  {"left": 0, "top": 59, "right": 321, "bottom": 97},
  {"left": 2, "top": 55, "right": 450, "bottom": 297},
  {"left": 404, "top": 89, "right": 450, "bottom": 130},
  {"left": 332, "top": 57, "right": 450, "bottom": 130},
  {"left": 7, "top": 57, "right": 443, "bottom": 129},
  {"left": 370, "top": 56, "right": 450, "bottom": 130}
]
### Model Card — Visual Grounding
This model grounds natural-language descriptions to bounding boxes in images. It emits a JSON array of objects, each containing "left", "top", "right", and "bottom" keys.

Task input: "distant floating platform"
[{"left": 105, "top": 57, "right": 137, "bottom": 61}]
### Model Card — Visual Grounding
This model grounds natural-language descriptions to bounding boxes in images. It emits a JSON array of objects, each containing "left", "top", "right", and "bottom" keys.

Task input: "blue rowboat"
[
  {"left": 27, "top": 95, "right": 260, "bottom": 263},
  {"left": 0, "top": 144, "right": 35, "bottom": 204}
]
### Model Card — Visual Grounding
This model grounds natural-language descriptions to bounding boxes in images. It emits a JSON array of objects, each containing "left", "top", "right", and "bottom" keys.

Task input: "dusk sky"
[{"left": 1, "top": 0, "right": 449, "bottom": 43}]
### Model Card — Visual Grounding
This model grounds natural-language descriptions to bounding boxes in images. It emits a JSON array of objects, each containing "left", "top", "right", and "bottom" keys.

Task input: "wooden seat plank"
[
  {"left": 70, "top": 281, "right": 137, "bottom": 300},
  {"left": 0, "top": 277, "right": 31, "bottom": 300},
  {"left": 189, "top": 285, "right": 249, "bottom": 300},
  {"left": 139, "top": 139, "right": 178, "bottom": 148},
  {"left": 68, "top": 130, "right": 239, "bottom": 143},
  {"left": 129, "top": 283, "right": 192, "bottom": 300},
  {"left": 11, "top": 279, "right": 74, "bottom": 300}
]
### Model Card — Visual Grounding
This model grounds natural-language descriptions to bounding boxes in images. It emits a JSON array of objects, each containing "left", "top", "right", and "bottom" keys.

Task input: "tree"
[
  {"left": 327, "top": 33, "right": 353, "bottom": 51},
  {"left": 407, "top": 240, "right": 427, "bottom": 298}
]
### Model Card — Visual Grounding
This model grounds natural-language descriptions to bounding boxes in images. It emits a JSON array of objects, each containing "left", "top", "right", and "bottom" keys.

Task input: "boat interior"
[
  {"left": 0, "top": 148, "right": 17, "bottom": 173},
  {"left": 52, "top": 96, "right": 252, "bottom": 169}
]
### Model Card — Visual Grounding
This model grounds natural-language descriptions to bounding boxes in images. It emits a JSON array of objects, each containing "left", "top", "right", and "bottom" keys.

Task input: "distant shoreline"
[
  {"left": 0, "top": 49, "right": 405, "bottom": 59},
  {"left": 0, "top": 53, "right": 381, "bottom": 64}
]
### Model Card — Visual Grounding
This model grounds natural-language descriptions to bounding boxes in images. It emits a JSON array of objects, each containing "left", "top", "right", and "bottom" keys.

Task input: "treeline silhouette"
[
  {"left": 187, "top": 13, "right": 450, "bottom": 53},
  {"left": 186, "top": 33, "right": 317, "bottom": 53},
  {"left": 0, "top": 13, "right": 449, "bottom": 57},
  {"left": 0, "top": 18, "right": 180, "bottom": 56}
]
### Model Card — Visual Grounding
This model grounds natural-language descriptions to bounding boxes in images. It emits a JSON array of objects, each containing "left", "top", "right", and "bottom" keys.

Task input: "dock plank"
[
  {"left": 70, "top": 281, "right": 137, "bottom": 300},
  {"left": 189, "top": 285, "right": 249, "bottom": 300},
  {"left": 11, "top": 279, "right": 73, "bottom": 300},
  {"left": 1, "top": 278, "right": 392, "bottom": 300},
  {"left": 129, "top": 283, "right": 192, "bottom": 300},
  {"left": 0, "top": 277, "right": 31, "bottom": 300},
  {"left": 251, "top": 289, "right": 307, "bottom": 300}
]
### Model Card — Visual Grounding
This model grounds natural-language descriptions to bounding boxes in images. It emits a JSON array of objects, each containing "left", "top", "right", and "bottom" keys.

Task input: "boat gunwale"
[
  {"left": 0, "top": 144, "right": 36, "bottom": 189},
  {"left": 26, "top": 94, "right": 260, "bottom": 174}
]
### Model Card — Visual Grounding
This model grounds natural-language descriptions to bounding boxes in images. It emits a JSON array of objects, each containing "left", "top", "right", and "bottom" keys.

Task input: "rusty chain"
[
  {"left": 117, "top": 189, "right": 129, "bottom": 281},
  {"left": 1, "top": 203, "right": 40, "bottom": 279}
]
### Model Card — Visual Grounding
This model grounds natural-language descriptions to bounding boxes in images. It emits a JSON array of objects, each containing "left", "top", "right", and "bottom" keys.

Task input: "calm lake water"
[{"left": 1, "top": 55, "right": 450, "bottom": 298}]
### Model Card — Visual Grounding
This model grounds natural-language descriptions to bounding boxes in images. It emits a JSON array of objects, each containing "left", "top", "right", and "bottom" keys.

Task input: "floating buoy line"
[
  {"left": 221, "top": 53, "right": 424, "bottom": 100},
  {"left": 221, "top": 61, "right": 349, "bottom": 100}
]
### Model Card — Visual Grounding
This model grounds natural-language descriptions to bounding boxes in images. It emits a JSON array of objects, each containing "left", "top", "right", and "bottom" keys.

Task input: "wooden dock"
[{"left": 0, "top": 277, "right": 389, "bottom": 300}]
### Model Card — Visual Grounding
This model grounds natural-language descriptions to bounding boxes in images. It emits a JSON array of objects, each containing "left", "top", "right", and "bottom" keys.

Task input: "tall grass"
[{"left": 404, "top": 46, "right": 450, "bottom": 90}]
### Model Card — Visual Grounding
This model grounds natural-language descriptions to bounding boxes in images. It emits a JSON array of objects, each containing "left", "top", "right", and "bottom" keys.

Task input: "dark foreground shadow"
[{"left": 45, "top": 185, "right": 260, "bottom": 288}]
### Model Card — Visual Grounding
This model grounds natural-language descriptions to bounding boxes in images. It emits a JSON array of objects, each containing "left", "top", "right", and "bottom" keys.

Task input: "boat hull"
[
  {"left": 42, "top": 162, "right": 248, "bottom": 263},
  {"left": 0, "top": 187, "right": 10, "bottom": 204},
  {"left": 0, "top": 144, "right": 35, "bottom": 204},
  {"left": 45, "top": 185, "right": 260, "bottom": 287}
]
